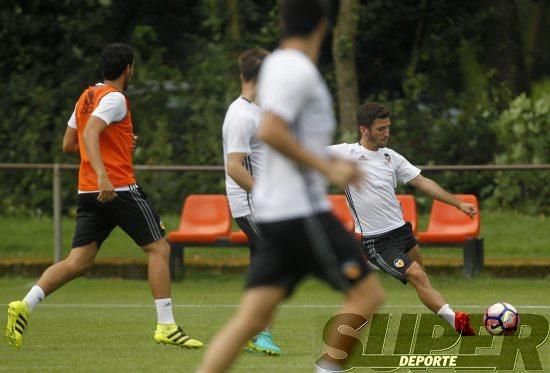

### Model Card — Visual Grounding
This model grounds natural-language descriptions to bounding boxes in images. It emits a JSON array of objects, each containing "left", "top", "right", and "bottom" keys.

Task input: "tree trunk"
[
  {"left": 528, "top": 0, "right": 549, "bottom": 80},
  {"left": 408, "top": 0, "right": 430, "bottom": 74},
  {"left": 332, "top": 0, "right": 360, "bottom": 135},
  {"left": 226, "top": 0, "right": 241, "bottom": 44},
  {"left": 480, "top": 0, "right": 530, "bottom": 95}
]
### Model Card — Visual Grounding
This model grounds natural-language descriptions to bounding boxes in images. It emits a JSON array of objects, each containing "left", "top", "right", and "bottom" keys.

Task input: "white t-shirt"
[
  {"left": 67, "top": 84, "right": 127, "bottom": 128},
  {"left": 253, "top": 49, "right": 335, "bottom": 222},
  {"left": 328, "top": 143, "right": 421, "bottom": 236},
  {"left": 222, "top": 97, "right": 265, "bottom": 218}
]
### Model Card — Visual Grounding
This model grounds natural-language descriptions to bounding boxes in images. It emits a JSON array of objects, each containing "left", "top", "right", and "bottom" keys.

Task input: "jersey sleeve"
[
  {"left": 91, "top": 92, "right": 127, "bottom": 125},
  {"left": 67, "top": 107, "right": 77, "bottom": 129},
  {"left": 258, "top": 60, "right": 315, "bottom": 126},
  {"left": 327, "top": 143, "right": 350, "bottom": 158},
  {"left": 391, "top": 150, "right": 421, "bottom": 184},
  {"left": 226, "top": 114, "right": 256, "bottom": 154}
]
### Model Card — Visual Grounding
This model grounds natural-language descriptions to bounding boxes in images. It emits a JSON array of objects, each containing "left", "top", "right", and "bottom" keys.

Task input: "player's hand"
[
  {"left": 132, "top": 134, "right": 138, "bottom": 151},
  {"left": 324, "top": 158, "right": 362, "bottom": 187},
  {"left": 97, "top": 174, "right": 117, "bottom": 203},
  {"left": 458, "top": 202, "right": 477, "bottom": 218}
]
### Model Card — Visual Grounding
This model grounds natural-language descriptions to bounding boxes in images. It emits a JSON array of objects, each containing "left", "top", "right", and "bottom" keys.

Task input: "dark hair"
[
  {"left": 100, "top": 43, "right": 134, "bottom": 80},
  {"left": 281, "top": 0, "right": 330, "bottom": 38},
  {"left": 239, "top": 48, "right": 269, "bottom": 82},
  {"left": 357, "top": 102, "right": 390, "bottom": 128}
]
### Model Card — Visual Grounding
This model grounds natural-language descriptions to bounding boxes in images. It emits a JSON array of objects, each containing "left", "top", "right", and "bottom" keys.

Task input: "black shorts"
[
  {"left": 72, "top": 185, "right": 165, "bottom": 249},
  {"left": 246, "top": 212, "right": 371, "bottom": 297},
  {"left": 235, "top": 215, "right": 263, "bottom": 258},
  {"left": 361, "top": 222, "right": 417, "bottom": 284}
]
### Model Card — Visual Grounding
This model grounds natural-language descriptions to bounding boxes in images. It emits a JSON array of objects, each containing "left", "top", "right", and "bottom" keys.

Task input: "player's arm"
[
  {"left": 407, "top": 174, "right": 477, "bottom": 218},
  {"left": 227, "top": 152, "right": 254, "bottom": 193},
  {"left": 82, "top": 116, "right": 116, "bottom": 203},
  {"left": 62, "top": 126, "right": 79, "bottom": 154},
  {"left": 258, "top": 113, "right": 360, "bottom": 187}
]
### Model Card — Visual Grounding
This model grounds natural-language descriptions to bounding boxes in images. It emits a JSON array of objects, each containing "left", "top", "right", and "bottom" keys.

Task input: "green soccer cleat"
[
  {"left": 246, "top": 331, "right": 281, "bottom": 356},
  {"left": 153, "top": 324, "right": 204, "bottom": 349},
  {"left": 6, "top": 300, "right": 30, "bottom": 350}
]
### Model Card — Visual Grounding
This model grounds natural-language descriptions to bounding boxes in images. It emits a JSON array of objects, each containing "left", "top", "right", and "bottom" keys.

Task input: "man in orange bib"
[{"left": 6, "top": 43, "right": 203, "bottom": 350}]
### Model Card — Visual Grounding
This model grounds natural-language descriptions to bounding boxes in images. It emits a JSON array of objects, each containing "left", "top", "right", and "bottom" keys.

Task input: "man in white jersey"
[
  {"left": 328, "top": 102, "right": 477, "bottom": 336},
  {"left": 6, "top": 43, "right": 203, "bottom": 350},
  {"left": 199, "top": 1, "right": 385, "bottom": 372},
  {"left": 222, "top": 48, "right": 281, "bottom": 355}
]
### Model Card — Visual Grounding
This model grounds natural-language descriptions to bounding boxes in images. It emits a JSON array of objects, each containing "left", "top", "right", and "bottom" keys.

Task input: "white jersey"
[
  {"left": 254, "top": 49, "right": 335, "bottom": 222},
  {"left": 222, "top": 97, "right": 265, "bottom": 218},
  {"left": 68, "top": 83, "right": 127, "bottom": 128},
  {"left": 328, "top": 143, "right": 421, "bottom": 236}
]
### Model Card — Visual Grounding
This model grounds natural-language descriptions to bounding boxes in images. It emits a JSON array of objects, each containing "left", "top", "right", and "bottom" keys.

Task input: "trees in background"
[{"left": 0, "top": 0, "right": 548, "bottom": 215}]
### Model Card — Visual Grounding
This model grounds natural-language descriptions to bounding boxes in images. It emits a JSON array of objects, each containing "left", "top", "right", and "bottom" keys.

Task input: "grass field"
[
  {"left": 0, "top": 210, "right": 548, "bottom": 261},
  {"left": 1, "top": 272, "right": 549, "bottom": 372}
]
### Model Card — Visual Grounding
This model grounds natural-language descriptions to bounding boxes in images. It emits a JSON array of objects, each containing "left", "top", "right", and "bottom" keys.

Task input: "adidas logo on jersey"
[{"left": 358, "top": 155, "right": 368, "bottom": 161}]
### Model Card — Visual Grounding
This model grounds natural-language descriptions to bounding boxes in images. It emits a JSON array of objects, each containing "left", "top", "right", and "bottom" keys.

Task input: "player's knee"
[
  {"left": 370, "top": 284, "right": 386, "bottom": 307},
  {"left": 350, "top": 276, "right": 385, "bottom": 310},
  {"left": 143, "top": 239, "right": 170, "bottom": 257},
  {"left": 406, "top": 263, "right": 427, "bottom": 286},
  {"left": 66, "top": 258, "right": 93, "bottom": 275}
]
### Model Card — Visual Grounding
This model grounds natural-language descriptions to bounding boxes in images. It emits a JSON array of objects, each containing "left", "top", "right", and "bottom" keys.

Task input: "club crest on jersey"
[
  {"left": 384, "top": 153, "right": 391, "bottom": 164},
  {"left": 393, "top": 258, "right": 404, "bottom": 268}
]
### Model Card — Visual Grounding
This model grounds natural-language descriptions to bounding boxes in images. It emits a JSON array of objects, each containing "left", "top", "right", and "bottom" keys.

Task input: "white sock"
[
  {"left": 155, "top": 298, "right": 175, "bottom": 325},
  {"left": 437, "top": 303, "right": 456, "bottom": 328},
  {"left": 23, "top": 285, "right": 45, "bottom": 312}
]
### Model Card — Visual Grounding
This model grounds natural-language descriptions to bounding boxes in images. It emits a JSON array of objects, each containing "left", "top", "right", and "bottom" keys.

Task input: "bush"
[{"left": 487, "top": 93, "right": 550, "bottom": 214}]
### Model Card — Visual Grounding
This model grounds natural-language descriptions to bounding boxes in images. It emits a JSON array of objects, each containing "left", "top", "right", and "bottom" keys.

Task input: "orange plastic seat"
[
  {"left": 396, "top": 194, "right": 418, "bottom": 235},
  {"left": 229, "top": 229, "right": 249, "bottom": 244},
  {"left": 328, "top": 195, "right": 355, "bottom": 232},
  {"left": 417, "top": 194, "right": 480, "bottom": 244},
  {"left": 167, "top": 194, "right": 231, "bottom": 243}
]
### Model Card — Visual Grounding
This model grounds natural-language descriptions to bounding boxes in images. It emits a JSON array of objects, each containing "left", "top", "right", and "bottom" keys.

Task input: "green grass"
[
  {"left": 0, "top": 210, "right": 548, "bottom": 261},
  {"left": 0, "top": 273, "right": 549, "bottom": 372}
]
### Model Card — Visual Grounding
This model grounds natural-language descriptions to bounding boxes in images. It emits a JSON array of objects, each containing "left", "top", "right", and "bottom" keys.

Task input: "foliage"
[
  {"left": 487, "top": 94, "right": 550, "bottom": 214},
  {"left": 0, "top": 0, "right": 549, "bottom": 215}
]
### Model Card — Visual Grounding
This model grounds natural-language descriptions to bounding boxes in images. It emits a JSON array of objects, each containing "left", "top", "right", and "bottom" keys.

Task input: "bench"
[
  {"left": 167, "top": 194, "right": 483, "bottom": 278},
  {"left": 417, "top": 194, "right": 484, "bottom": 277}
]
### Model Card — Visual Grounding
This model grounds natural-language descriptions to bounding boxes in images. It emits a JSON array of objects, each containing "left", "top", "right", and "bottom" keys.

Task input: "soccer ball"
[{"left": 483, "top": 302, "right": 519, "bottom": 336}]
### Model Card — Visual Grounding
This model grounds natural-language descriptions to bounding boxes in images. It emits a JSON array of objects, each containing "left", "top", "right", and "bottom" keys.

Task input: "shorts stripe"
[
  {"left": 364, "top": 240, "right": 406, "bottom": 280},
  {"left": 246, "top": 216, "right": 263, "bottom": 239},
  {"left": 244, "top": 156, "right": 255, "bottom": 213},
  {"left": 129, "top": 185, "right": 162, "bottom": 242}
]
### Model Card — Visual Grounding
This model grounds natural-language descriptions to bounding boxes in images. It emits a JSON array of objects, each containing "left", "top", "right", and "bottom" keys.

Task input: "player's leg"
[
  {"left": 405, "top": 250, "right": 444, "bottom": 313},
  {"left": 406, "top": 247, "right": 475, "bottom": 336},
  {"left": 6, "top": 243, "right": 98, "bottom": 349},
  {"left": 36, "top": 243, "right": 99, "bottom": 295},
  {"left": 407, "top": 244, "right": 424, "bottom": 270},
  {"left": 199, "top": 286, "right": 286, "bottom": 372},
  {"left": 142, "top": 238, "right": 171, "bottom": 299},
  {"left": 200, "top": 217, "right": 304, "bottom": 371},
  {"left": 6, "top": 193, "right": 109, "bottom": 349},
  {"left": 114, "top": 186, "right": 203, "bottom": 348},
  {"left": 235, "top": 215, "right": 282, "bottom": 356},
  {"left": 313, "top": 213, "right": 385, "bottom": 371}
]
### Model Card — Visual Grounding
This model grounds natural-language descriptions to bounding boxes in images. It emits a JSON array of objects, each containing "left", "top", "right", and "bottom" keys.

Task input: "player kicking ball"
[
  {"left": 328, "top": 102, "right": 477, "bottom": 336},
  {"left": 6, "top": 43, "right": 202, "bottom": 350}
]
